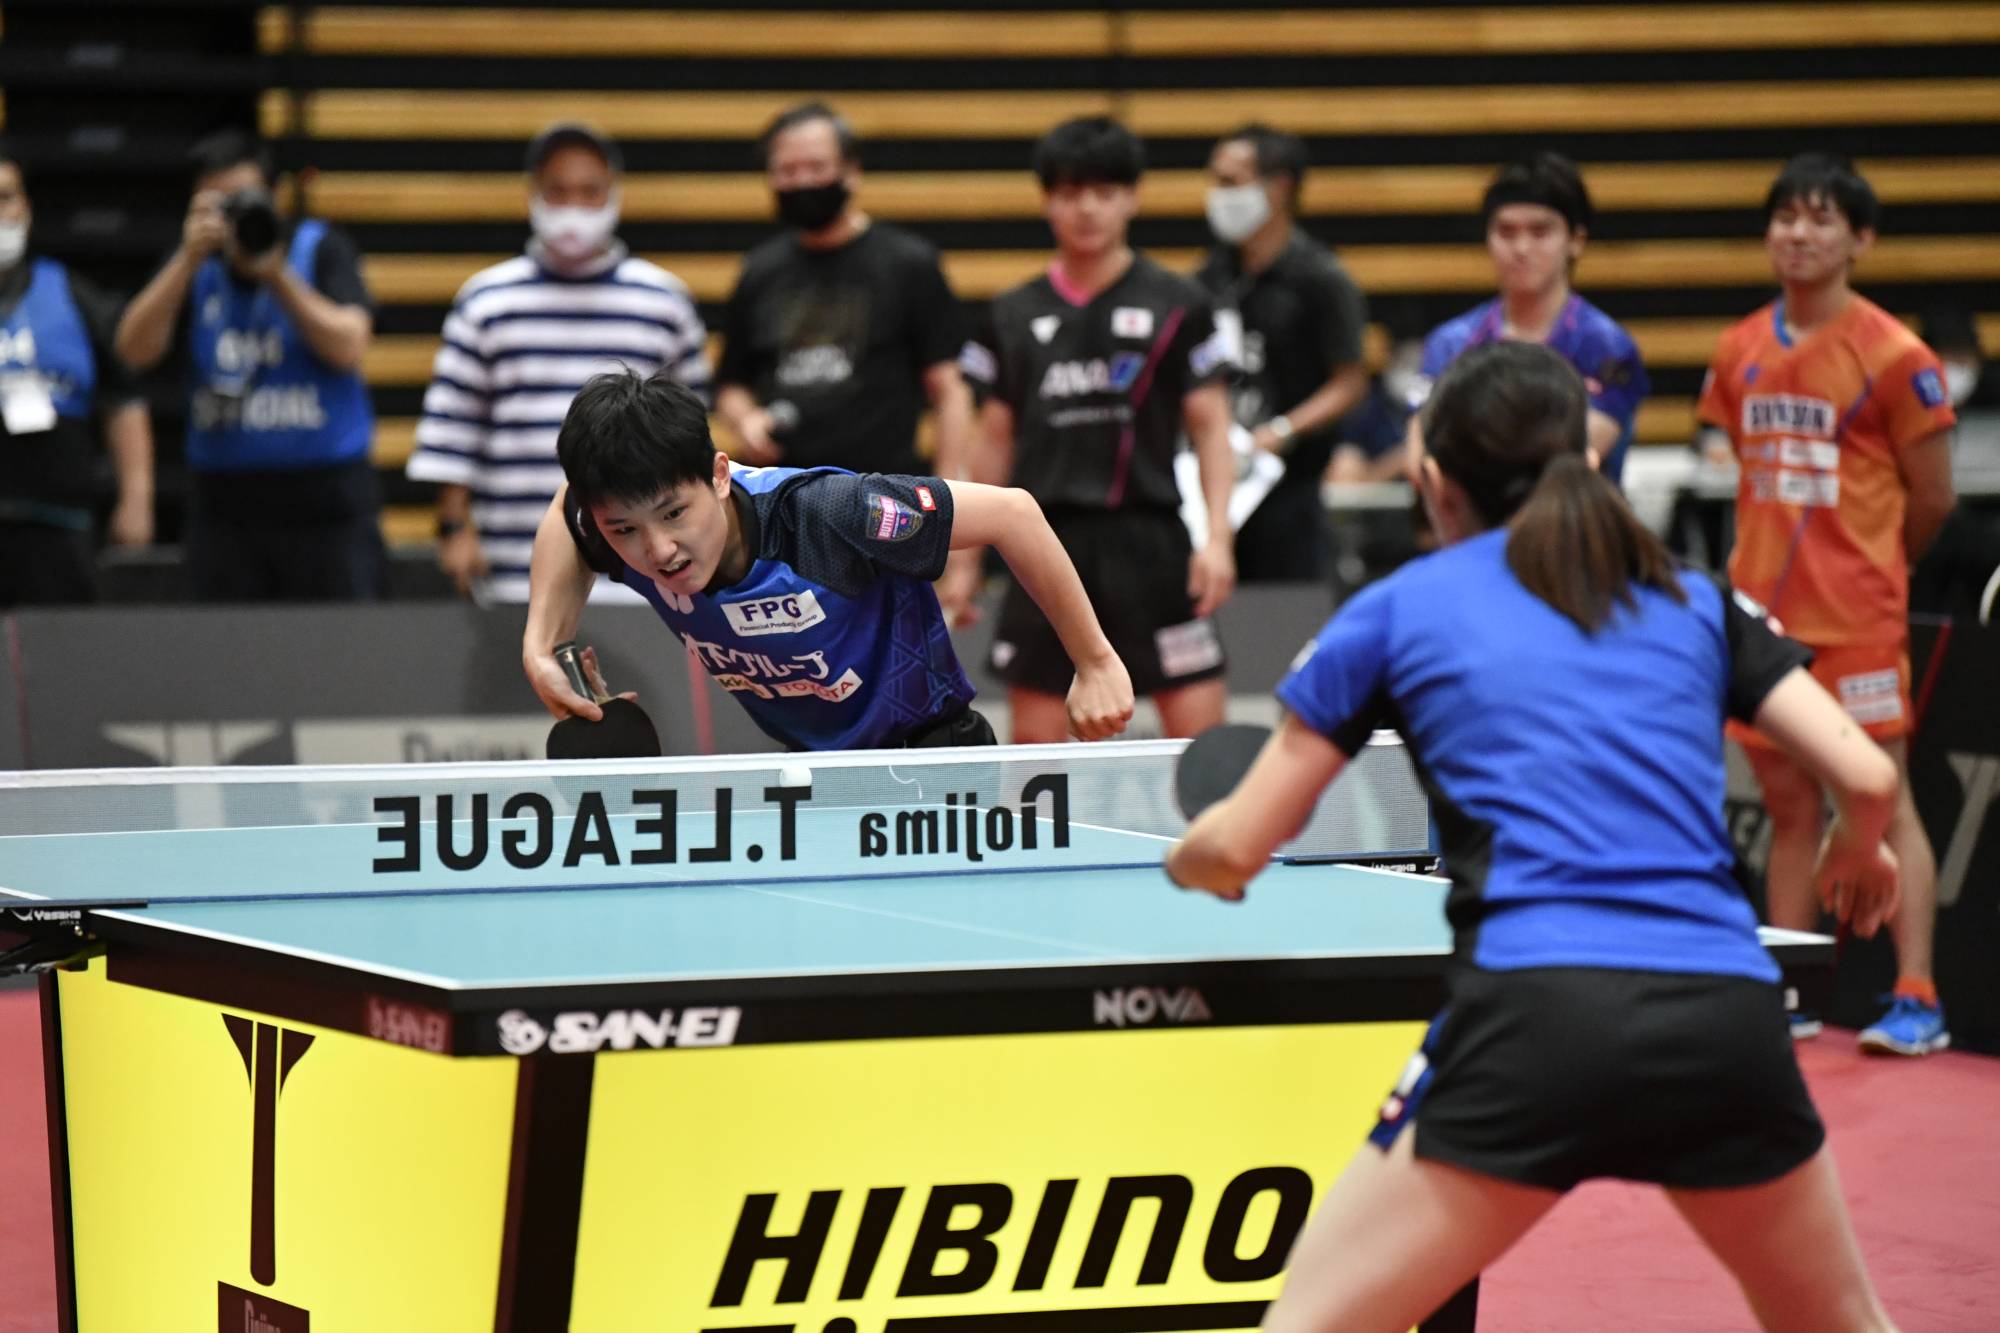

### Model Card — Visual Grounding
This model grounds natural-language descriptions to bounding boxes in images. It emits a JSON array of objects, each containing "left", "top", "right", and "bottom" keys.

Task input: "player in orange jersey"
[{"left": 1699, "top": 154, "right": 1958, "bottom": 1056}]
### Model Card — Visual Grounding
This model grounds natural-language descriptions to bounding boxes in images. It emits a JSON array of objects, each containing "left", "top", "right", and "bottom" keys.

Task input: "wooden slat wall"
[{"left": 244, "top": 0, "right": 2000, "bottom": 496}]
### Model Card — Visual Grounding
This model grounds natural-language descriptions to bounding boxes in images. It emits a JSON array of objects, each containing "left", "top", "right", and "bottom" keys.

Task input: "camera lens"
[{"left": 223, "top": 190, "right": 280, "bottom": 256}]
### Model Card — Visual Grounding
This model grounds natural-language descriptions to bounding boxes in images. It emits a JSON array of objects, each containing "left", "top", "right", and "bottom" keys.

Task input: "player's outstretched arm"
[
  {"left": 1753, "top": 668, "right": 1902, "bottom": 937},
  {"left": 1167, "top": 715, "right": 1345, "bottom": 899},
  {"left": 945, "top": 480, "right": 1133, "bottom": 740},
  {"left": 522, "top": 487, "right": 605, "bottom": 721}
]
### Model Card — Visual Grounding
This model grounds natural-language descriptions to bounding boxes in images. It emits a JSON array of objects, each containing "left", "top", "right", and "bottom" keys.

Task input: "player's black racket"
[
  {"left": 1173, "top": 723, "right": 1272, "bottom": 820},
  {"left": 545, "top": 641, "right": 662, "bottom": 760}
]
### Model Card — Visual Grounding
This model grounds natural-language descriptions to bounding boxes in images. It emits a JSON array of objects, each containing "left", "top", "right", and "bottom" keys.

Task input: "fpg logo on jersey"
[{"left": 723, "top": 590, "right": 827, "bottom": 637}]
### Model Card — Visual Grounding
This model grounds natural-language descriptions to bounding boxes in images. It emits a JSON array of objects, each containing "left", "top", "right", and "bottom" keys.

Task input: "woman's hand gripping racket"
[
  {"left": 544, "top": 641, "right": 662, "bottom": 760},
  {"left": 1812, "top": 815, "right": 1901, "bottom": 947}
]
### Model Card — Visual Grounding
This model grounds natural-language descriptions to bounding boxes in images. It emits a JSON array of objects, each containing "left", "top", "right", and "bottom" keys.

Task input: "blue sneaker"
[
  {"left": 1858, "top": 995, "right": 1950, "bottom": 1056},
  {"left": 1789, "top": 1010, "right": 1824, "bottom": 1040}
]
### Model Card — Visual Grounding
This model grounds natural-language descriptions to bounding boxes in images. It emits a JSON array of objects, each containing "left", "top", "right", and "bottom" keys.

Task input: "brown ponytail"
[
  {"left": 1425, "top": 340, "right": 1685, "bottom": 633},
  {"left": 1506, "top": 453, "right": 1684, "bottom": 633}
]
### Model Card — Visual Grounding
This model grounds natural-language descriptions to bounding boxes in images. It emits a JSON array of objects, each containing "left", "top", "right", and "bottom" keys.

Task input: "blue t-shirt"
[
  {"left": 1419, "top": 294, "right": 1648, "bottom": 484},
  {"left": 1277, "top": 529, "right": 1808, "bottom": 983},
  {"left": 569, "top": 464, "right": 974, "bottom": 750}
]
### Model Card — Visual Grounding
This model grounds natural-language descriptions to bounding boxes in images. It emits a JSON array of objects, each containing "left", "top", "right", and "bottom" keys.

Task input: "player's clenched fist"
[{"left": 1066, "top": 655, "right": 1135, "bottom": 741}]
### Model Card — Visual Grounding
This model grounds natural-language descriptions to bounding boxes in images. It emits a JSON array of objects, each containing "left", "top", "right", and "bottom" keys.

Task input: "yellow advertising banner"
[
  {"left": 57, "top": 961, "right": 517, "bottom": 1332},
  {"left": 572, "top": 1021, "right": 1424, "bottom": 1330}
]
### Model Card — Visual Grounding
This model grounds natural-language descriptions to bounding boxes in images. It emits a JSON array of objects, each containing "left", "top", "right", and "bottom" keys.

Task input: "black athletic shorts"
[
  {"left": 1371, "top": 965, "right": 1825, "bottom": 1192},
  {"left": 991, "top": 507, "right": 1226, "bottom": 697}
]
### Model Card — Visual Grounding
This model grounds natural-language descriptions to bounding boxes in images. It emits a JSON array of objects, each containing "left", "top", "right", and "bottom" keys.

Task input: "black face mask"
[{"left": 774, "top": 179, "right": 851, "bottom": 232}]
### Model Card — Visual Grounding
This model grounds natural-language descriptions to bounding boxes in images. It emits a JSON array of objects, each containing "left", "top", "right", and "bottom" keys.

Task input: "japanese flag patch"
[
  {"left": 866, "top": 492, "right": 923, "bottom": 542},
  {"left": 915, "top": 485, "right": 936, "bottom": 511}
]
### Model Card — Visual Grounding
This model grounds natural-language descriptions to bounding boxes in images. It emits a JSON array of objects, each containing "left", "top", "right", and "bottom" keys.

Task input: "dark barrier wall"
[
  {"left": 5, "top": 594, "right": 1993, "bottom": 1052},
  {"left": 0, "top": 585, "right": 1339, "bottom": 769}
]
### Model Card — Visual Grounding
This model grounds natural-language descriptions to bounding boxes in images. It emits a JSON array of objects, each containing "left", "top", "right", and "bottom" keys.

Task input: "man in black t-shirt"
[
  {"left": 961, "top": 117, "right": 1238, "bottom": 743},
  {"left": 715, "top": 102, "right": 981, "bottom": 619},
  {"left": 0, "top": 146, "right": 154, "bottom": 605},
  {"left": 1195, "top": 124, "right": 1370, "bottom": 582}
]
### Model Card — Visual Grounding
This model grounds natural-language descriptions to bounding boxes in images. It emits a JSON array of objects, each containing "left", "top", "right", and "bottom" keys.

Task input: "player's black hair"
[
  {"left": 1481, "top": 151, "right": 1592, "bottom": 234},
  {"left": 557, "top": 368, "right": 718, "bottom": 505},
  {"left": 1033, "top": 116, "right": 1144, "bottom": 190},
  {"left": 1423, "top": 341, "right": 1683, "bottom": 633},
  {"left": 760, "top": 101, "right": 860, "bottom": 167},
  {"left": 188, "top": 129, "right": 274, "bottom": 188},
  {"left": 1219, "top": 122, "right": 1308, "bottom": 209},
  {"left": 1763, "top": 153, "right": 1879, "bottom": 233}
]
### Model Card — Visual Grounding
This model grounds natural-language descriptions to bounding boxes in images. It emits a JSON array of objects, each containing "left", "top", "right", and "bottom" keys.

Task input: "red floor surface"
[{"left": 2, "top": 989, "right": 1995, "bottom": 1331}]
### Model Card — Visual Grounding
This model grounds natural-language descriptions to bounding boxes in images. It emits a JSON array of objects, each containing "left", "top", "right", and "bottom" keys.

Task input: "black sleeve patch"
[
  {"left": 1720, "top": 581, "right": 1814, "bottom": 723},
  {"left": 764, "top": 471, "right": 955, "bottom": 596},
  {"left": 563, "top": 489, "right": 622, "bottom": 575},
  {"left": 1327, "top": 684, "right": 1395, "bottom": 759}
]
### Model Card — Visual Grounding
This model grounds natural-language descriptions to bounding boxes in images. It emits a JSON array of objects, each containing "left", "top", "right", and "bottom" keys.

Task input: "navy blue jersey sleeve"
[
  {"left": 763, "top": 471, "right": 955, "bottom": 596},
  {"left": 1721, "top": 582, "right": 1814, "bottom": 723},
  {"left": 1275, "top": 581, "right": 1395, "bottom": 756},
  {"left": 1581, "top": 319, "right": 1648, "bottom": 431}
]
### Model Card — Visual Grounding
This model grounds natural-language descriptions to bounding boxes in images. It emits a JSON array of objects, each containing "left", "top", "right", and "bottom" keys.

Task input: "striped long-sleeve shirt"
[{"left": 406, "top": 246, "right": 710, "bottom": 602}]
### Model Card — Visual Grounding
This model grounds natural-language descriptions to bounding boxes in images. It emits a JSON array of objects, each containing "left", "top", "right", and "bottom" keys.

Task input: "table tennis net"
[{"left": 0, "top": 736, "right": 1431, "bottom": 867}]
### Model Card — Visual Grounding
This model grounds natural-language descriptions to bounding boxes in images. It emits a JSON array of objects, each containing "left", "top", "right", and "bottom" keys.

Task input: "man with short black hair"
[
  {"left": 406, "top": 122, "right": 709, "bottom": 602},
  {"left": 715, "top": 101, "right": 981, "bottom": 618},
  {"left": 1196, "top": 122, "right": 1370, "bottom": 581},
  {"left": 0, "top": 143, "right": 154, "bottom": 604},
  {"left": 1700, "top": 152, "right": 1957, "bottom": 1056},
  {"left": 962, "top": 116, "right": 1238, "bottom": 743},
  {"left": 523, "top": 369, "right": 1132, "bottom": 750},
  {"left": 1410, "top": 152, "right": 1648, "bottom": 485},
  {"left": 116, "top": 129, "right": 381, "bottom": 600}
]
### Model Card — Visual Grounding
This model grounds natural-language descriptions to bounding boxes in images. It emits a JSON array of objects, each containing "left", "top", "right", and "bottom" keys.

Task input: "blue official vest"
[
  {"left": 0, "top": 259, "right": 97, "bottom": 420},
  {"left": 185, "top": 220, "right": 373, "bottom": 472},
  {"left": 623, "top": 464, "right": 975, "bottom": 750}
]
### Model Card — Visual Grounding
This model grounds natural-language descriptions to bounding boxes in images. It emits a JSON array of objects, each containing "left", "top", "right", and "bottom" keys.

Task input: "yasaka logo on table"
[{"left": 496, "top": 1005, "right": 741, "bottom": 1055}]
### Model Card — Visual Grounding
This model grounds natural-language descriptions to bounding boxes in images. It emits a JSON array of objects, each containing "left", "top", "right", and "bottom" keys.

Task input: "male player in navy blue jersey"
[
  {"left": 523, "top": 368, "right": 1134, "bottom": 750},
  {"left": 1409, "top": 153, "right": 1648, "bottom": 485}
]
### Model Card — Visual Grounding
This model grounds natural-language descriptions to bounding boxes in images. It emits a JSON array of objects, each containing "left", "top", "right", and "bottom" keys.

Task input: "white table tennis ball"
[{"left": 777, "top": 763, "right": 813, "bottom": 789}]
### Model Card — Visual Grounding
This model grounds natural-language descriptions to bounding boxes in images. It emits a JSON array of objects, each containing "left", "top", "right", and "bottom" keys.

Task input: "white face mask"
[
  {"left": 1206, "top": 183, "right": 1271, "bottom": 245},
  {"left": 1944, "top": 359, "right": 1980, "bottom": 408},
  {"left": 530, "top": 193, "right": 620, "bottom": 261},
  {"left": 0, "top": 219, "right": 26, "bottom": 268}
]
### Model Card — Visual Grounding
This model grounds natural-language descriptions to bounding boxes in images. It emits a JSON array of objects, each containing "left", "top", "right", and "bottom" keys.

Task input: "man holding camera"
[{"left": 116, "top": 130, "right": 381, "bottom": 600}]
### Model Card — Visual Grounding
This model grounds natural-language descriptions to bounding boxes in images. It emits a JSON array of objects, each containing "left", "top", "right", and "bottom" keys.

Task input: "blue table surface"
[
  {"left": 0, "top": 807, "right": 1456, "bottom": 988},
  {"left": 1, "top": 810, "right": 1817, "bottom": 992}
]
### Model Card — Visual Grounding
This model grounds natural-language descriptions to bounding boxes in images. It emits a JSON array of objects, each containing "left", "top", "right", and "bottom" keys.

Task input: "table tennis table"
[{"left": 1, "top": 741, "right": 1833, "bottom": 1333}]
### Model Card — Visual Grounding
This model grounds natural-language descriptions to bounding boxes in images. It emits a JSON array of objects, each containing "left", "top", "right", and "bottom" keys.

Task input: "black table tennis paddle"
[
  {"left": 545, "top": 641, "right": 662, "bottom": 760},
  {"left": 1173, "top": 723, "right": 1272, "bottom": 820}
]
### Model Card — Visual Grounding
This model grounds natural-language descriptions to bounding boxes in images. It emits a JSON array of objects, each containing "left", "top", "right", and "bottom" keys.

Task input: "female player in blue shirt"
[{"left": 1168, "top": 341, "right": 1901, "bottom": 1332}]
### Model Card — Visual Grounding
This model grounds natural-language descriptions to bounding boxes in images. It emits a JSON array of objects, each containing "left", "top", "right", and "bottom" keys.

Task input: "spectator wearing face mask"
[
  {"left": 713, "top": 102, "right": 982, "bottom": 622},
  {"left": 0, "top": 141, "right": 154, "bottom": 605},
  {"left": 1194, "top": 124, "right": 1370, "bottom": 582},
  {"left": 406, "top": 123, "right": 709, "bottom": 603}
]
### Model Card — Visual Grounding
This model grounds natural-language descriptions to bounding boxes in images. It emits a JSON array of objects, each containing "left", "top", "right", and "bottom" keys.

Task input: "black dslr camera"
[{"left": 220, "top": 189, "right": 280, "bottom": 257}]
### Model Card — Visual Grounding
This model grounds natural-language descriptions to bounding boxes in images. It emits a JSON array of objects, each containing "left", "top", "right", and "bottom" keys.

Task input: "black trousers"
[{"left": 0, "top": 523, "right": 95, "bottom": 607}]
